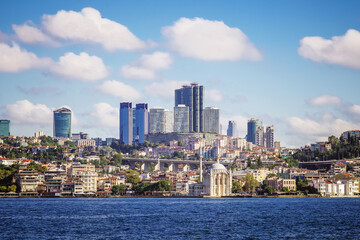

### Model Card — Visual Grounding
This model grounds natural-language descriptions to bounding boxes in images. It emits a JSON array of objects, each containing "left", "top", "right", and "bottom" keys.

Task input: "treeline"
[
  {"left": 293, "top": 135, "right": 360, "bottom": 162},
  {"left": 0, "top": 164, "right": 18, "bottom": 192}
]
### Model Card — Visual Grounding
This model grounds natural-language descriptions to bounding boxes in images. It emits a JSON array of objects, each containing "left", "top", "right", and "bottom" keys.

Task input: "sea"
[{"left": 0, "top": 197, "right": 359, "bottom": 239}]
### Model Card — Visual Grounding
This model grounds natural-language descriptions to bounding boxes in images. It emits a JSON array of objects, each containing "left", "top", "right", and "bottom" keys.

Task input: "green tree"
[
  {"left": 27, "top": 161, "right": 47, "bottom": 172},
  {"left": 112, "top": 153, "right": 122, "bottom": 167},
  {"left": 264, "top": 185, "right": 275, "bottom": 194},
  {"left": 243, "top": 173, "right": 259, "bottom": 193},
  {"left": 125, "top": 170, "right": 140, "bottom": 185},
  {"left": 232, "top": 181, "right": 242, "bottom": 193},
  {"left": 111, "top": 185, "right": 121, "bottom": 195},
  {"left": 7, "top": 184, "right": 16, "bottom": 192}
]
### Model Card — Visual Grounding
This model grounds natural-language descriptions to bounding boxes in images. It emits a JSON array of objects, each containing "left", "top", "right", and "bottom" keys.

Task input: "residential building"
[
  {"left": 204, "top": 107, "right": 220, "bottom": 134},
  {"left": 174, "top": 105, "right": 189, "bottom": 133},
  {"left": 247, "top": 118, "right": 262, "bottom": 144},
  {"left": 175, "top": 83, "right": 204, "bottom": 132},
  {"left": 53, "top": 106, "right": 72, "bottom": 138},
  {"left": 76, "top": 139, "right": 96, "bottom": 147},
  {"left": 265, "top": 126, "right": 275, "bottom": 148},
  {"left": 226, "top": 121, "right": 237, "bottom": 137},
  {"left": 120, "top": 102, "right": 132, "bottom": 145},
  {"left": 0, "top": 119, "right": 10, "bottom": 137},
  {"left": 72, "top": 132, "right": 89, "bottom": 140},
  {"left": 34, "top": 131, "right": 44, "bottom": 138},
  {"left": 256, "top": 126, "right": 264, "bottom": 147}
]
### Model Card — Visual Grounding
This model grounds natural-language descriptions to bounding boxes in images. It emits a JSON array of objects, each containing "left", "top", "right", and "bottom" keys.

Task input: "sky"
[{"left": 0, "top": 0, "right": 359, "bottom": 147}]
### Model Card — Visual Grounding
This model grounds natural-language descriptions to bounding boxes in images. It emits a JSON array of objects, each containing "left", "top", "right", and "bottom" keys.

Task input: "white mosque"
[{"left": 189, "top": 160, "right": 232, "bottom": 197}]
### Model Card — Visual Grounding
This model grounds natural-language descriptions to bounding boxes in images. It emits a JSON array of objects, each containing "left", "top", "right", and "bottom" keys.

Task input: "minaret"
[{"left": 199, "top": 156, "right": 203, "bottom": 183}]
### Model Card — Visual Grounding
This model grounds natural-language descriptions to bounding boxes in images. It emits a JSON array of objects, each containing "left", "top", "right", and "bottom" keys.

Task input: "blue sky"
[{"left": 0, "top": 0, "right": 359, "bottom": 147}]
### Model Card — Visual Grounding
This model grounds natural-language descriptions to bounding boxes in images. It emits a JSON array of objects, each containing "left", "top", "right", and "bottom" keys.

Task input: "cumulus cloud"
[
  {"left": 298, "top": 29, "right": 360, "bottom": 69},
  {"left": 307, "top": 94, "right": 342, "bottom": 106},
  {"left": 144, "top": 80, "right": 189, "bottom": 98},
  {"left": 12, "top": 23, "right": 58, "bottom": 46},
  {"left": 0, "top": 42, "right": 52, "bottom": 72},
  {"left": 42, "top": 7, "right": 146, "bottom": 51},
  {"left": 97, "top": 80, "right": 141, "bottom": 101},
  {"left": 89, "top": 103, "right": 119, "bottom": 128},
  {"left": 50, "top": 52, "right": 108, "bottom": 81},
  {"left": 162, "top": 17, "right": 262, "bottom": 61},
  {"left": 120, "top": 52, "right": 173, "bottom": 80},
  {"left": 3, "top": 100, "right": 52, "bottom": 125},
  {"left": 205, "top": 89, "right": 223, "bottom": 102}
]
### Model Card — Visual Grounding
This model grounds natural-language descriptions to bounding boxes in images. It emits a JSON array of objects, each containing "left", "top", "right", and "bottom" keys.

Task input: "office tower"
[
  {"left": 204, "top": 107, "right": 220, "bottom": 134},
  {"left": 227, "top": 120, "right": 238, "bottom": 137},
  {"left": 34, "top": 131, "right": 44, "bottom": 138},
  {"left": 247, "top": 118, "right": 262, "bottom": 144},
  {"left": 265, "top": 126, "right": 275, "bottom": 148},
  {"left": 149, "top": 108, "right": 173, "bottom": 134},
  {"left": 132, "top": 108, "right": 136, "bottom": 143},
  {"left": 120, "top": 102, "right": 132, "bottom": 145},
  {"left": 53, "top": 107, "right": 72, "bottom": 138},
  {"left": 0, "top": 120, "right": 10, "bottom": 136},
  {"left": 174, "top": 104, "right": 189, "bottom": 132},
  {"left": 256, "top": 126, "right": 264, "bottom": 147},
  {"left": 175, "top": 83, "right": 204, "bottom": 132},
  {"left": 134, "top": 103, "right": 148, "bottom": 144}
]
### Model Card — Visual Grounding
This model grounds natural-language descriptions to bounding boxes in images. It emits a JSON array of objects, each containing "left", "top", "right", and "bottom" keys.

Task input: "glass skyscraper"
[
  {"left": 227, "top": 120, "right": 238, "bottom": 137},
  {"left": 204, "top": 107, "right": 220, "bottom": 134},
  {"left": 134, "top": 103, "right": 148, "bottom": 144},
  {"left": 53, "top": 107, "right": 72, "bottom": 138},
  {"left": 175, "top": 83, "right": 204, "bottom": 132},
  {"left": 174, "top": 105, "right": 189, "bottom": 132},
  {"left": 0, "top": 120, "right": 10, "bottom": 136},
  {"left": 149, "top": 108, "right": 173, "bottom": 134},
  {"left": 120, "top": 102, "right": 132, "bottom": 145},
  {"left": 247, "top": 118, "right": 262, "bottom": 144}
]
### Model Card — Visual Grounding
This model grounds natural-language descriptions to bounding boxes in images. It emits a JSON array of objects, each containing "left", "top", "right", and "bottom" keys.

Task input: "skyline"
[{"left": 0, "top": 1, "right": 360, "bottom": 147}]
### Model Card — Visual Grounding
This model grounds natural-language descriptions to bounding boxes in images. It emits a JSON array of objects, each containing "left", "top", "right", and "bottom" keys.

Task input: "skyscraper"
[
  {"left": 149, "top": 108, "right": 173, "bottom": 134},
  {"left": 175, "top": 83, "right": 204, "bottom": 132},
  {"left": 256, "top": 126, "right": 264, "bottom": 147},
  {"left": 204, "top": 107, "right": 220, "bottom": 134},
  {"left": 120, "top": 102, "right": 132, "bottom": 145},
  {"left": 0, "top": 120, "right": 10, "bottom": 137},
  {"left": 53, "top": 107, "right": 72, "bottom": 138},
  {"left": 134, "top": 103, "right": 148, "bottom": 144},
  {"left": 227, "top": 121, "right": 238, "bottom": 137},
  {"left": 265, "top": 126, "right": 275, "bottom": 148},
  {"left": 247, "top": 118, "right": 262, "bottom": 144},
  {"left": 174, "top": 104, "right": 189, "bottom": 132}
]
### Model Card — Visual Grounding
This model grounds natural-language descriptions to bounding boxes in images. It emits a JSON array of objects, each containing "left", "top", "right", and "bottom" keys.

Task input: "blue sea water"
[{"left": 0, "top": 198, "right": 359, "bottom": 239}]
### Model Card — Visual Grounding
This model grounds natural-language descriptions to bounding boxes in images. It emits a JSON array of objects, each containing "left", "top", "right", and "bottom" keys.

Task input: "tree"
[
  {"left": 111, "top": 185, "right": 121, "bottom": 195},
  {"left": 281, "top": 187, "right": 289, "bottom": 192},
  {"left": 112, "top": 153, "right": 122, "bottom": 167},
  {"left": 125, "top": 170, "right": 140, "bottom": 185},
  {"left": 264, "top": 185, "right": 275, "bottom": 194},
  {"left": 232, "top": 181, "right": 242, "bottom": 193},
  {"left": 243, "top": 174, "right": 259, "bottom": 193},
  {"left": 27, "top": 161, "right": 46, "bottom": 172}
]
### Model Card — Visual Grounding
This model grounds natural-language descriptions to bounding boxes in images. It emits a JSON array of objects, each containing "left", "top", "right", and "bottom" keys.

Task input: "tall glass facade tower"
[
  {"left": 204, "top": 107, "right": 220, "bottom": 134},
  {"left": 120, "top": 102, "right": 133, "bottom": 145},
  {"left": 227, "top": 120, "right": 238, "bottom": 137},
  {"left": 247, "top": 118, "right": 262, "bottom": 144},
  {"left": 53, "top": 107, "right": 72, "bottom": 138},
  {"left": 134, "top": 103, "right": 148, "bottom": 144},
  {"left": 0, "top": 120, "right": 10, "bottom": 136},
  {"left": 175, "top": 83, "right": 203, "bottom": 132}
]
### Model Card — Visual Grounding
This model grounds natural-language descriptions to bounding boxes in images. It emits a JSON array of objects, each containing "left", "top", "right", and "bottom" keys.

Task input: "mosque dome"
[{"left": 209, "top": 163, "right": 226, "bottom": 170}]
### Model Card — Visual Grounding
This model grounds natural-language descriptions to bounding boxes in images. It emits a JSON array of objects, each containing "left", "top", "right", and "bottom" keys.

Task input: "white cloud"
[
  {"left": 145, "top": 80, "right": 189, "bottom": 98},
  {"left": 50, "top": 52, "right": 108, "bottom": 82},
  {"left": 42, "top": 7, "right": 146, "bottom": 51},
  {"left": 97, "top": 80, "right": 141, "bottom": 101},
  {"left": 89, "top": 103, "right": 119, "bottom": 128},
  {"left": 307, "top": 94, "right": 342, "bottom": 106},
  {"left": 205, "top": 89, "right": 223, "bottom": 103},
  {"left": 12, "top": 23, "right": 58, "bottom": 46},
  {"left": 162, "top": 17, "right": 262, "bottom": 61},
  {"left": 0, "top": 42, "right": 52, "bottom": 72},
  {"left": 120, "top": 51, "right": 173, "bottom": 80},
  {"left": 298, "top": 29, "right": 360, "bottom": 69},
  {"left": 4, "top": 100, "right": 52, "bottom": 125}
]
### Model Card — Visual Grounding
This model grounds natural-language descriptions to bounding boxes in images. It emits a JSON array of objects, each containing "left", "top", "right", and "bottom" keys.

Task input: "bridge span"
[{"left": 122, "top": 157, "right": 227, "bottom": 172}]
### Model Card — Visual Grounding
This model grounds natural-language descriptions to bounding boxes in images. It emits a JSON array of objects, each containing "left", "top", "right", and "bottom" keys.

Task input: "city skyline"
[{"left": 0, "top": 1, "right": 359, "bottom": 147}]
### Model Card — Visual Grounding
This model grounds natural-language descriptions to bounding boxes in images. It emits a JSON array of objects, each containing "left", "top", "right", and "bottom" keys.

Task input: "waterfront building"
[
  {"left": 0, "top": 119, "right": 10, "bottom": 136},
  {"left": 174, "top": 105, "right": 189, "bottom": 133},
  {"left": 226, "top": 120, "right": 238, "bottom": 138},
  {"left": 149, "top": 108, "right": 173, "bottom": 134},
  {"left": 203, "top": 161, "right": 232, "bottom": 197},
  {"left": 204, "top": 107, "right": 220, "bottom": 134},
  {"left": 175, "top": 83, "right": 204, "bottom": 132},
  {"left": 134, "top": 103, "right": 148, "bottom": 144},
  {"left": 247, "top": 118, "right": 262, "bottom": 144},
  {"left": 265, "top": 126, "right": 275, "bottom": 148},
  {"left": 120, "top": 102, "right": 132, "bottom": 145},
  {"left": 53, "top": 107, "right": 72, "bottom": 138}
]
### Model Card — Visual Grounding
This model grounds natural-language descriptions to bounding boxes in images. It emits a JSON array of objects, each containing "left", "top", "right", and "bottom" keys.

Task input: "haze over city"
[{"left": 0, "top": 0, "right": 359, "bottom": 147}]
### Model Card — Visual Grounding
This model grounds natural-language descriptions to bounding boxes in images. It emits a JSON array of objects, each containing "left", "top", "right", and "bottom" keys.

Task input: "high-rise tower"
[
  {"left": 0, "top": 120, "right": 10, "bottom": 137},
  {"left": 53, "top": 107, "right": 72, "bottom": 138},
  {"left": 247, "top": 118, "right": 262, "bottom": 144},
  {"left": 265, "top": 126, "right": 275, "bottom": 148},
  {"left": 204, "top": 107, "right": 220, "bottom": 134},
  {"left": 134, "top": 103, "right": 148, "bottom": 144},
  {"left": 175, "top": 83, "right": 204, "bottom": 132},
  {"left": 120, "top": 102, "right": 133, "bottom": 145},
  {"left": 227, "top": 120, "right": 238, "bottom": 137}
]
